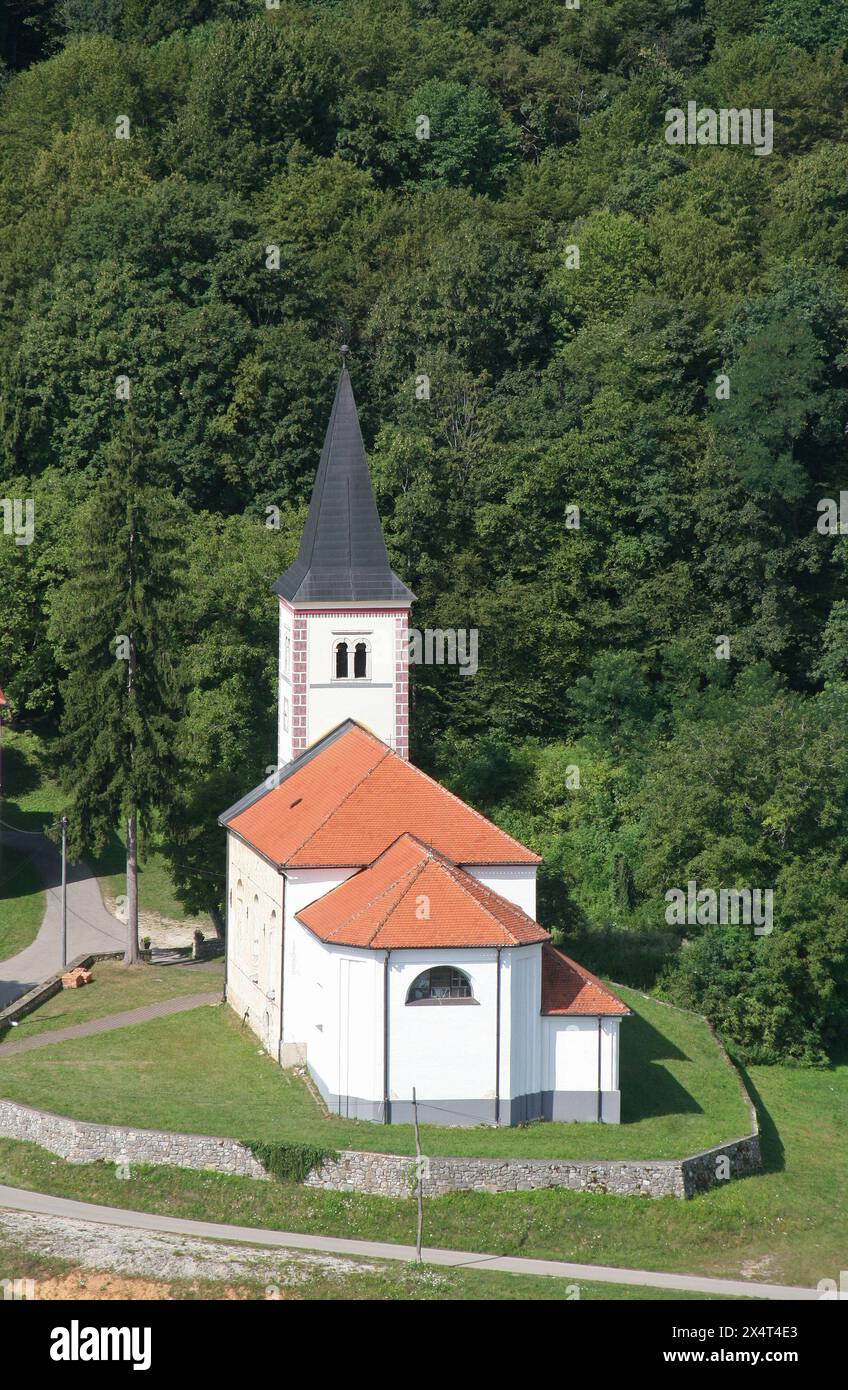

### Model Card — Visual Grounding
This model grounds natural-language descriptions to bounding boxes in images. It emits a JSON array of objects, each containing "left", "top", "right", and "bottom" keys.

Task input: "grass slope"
[
  {"left": 0, "top": 844, "right": 45, "bottom": 961},
  {"left": 0, "top": 988, "right": 750, "bottom": 1159},
  {"left": 0, "top": 960, "right": 223, "bottom": 1041},
  {"left": 0, "top": 1041, "right": 841, "bottom": 1293}
]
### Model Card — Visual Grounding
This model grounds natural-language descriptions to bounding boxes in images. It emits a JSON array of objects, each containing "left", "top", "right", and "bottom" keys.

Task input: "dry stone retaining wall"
[
  {"left": 0, "top": 1100, "right": 268, "bottom": 1180},
  {"left": 0, "top": 1097, "right": 759, "bottom": 1199}
]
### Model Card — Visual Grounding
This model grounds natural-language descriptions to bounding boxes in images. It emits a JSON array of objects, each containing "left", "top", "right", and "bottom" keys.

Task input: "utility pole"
[
  {"left": 412, "top": 1086, "right": 424, "bottom": 1264},
  {"left": 60, "top": 816, "right": 68, "bottom": 970}
]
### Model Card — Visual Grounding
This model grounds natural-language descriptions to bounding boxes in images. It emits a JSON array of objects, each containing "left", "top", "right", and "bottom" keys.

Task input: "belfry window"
[{"left": 333, "top": 636, "right": 370, "bottom": 680}]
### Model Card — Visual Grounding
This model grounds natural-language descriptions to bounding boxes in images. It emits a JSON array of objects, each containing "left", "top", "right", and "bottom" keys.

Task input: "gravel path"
[{"left": 0, "top": 1209, "right": 376, "bottom": 1288}]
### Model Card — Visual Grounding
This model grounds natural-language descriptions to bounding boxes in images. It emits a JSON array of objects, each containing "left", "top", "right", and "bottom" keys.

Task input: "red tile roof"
[
  {"left": 540, "top": 945, "right": 630, "bottom": 1017},
  {"left": 224, "top": 722, "right": 540, "bottom": 869},
  {"left": 297, "top": 833, "right": 549, "bottom": 949}
]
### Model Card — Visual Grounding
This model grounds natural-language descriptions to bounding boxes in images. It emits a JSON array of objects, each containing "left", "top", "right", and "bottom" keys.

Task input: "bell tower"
[{"left": 272, "top": 350, "right": 415, "bottom": 765}]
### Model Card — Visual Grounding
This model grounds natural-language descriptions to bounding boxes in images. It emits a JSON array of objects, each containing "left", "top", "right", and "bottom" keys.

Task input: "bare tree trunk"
[
  {"left": 125, "top": 808, "right": 140, "bottom": 964},
  {"left": 209, "top": 905, "right": 225, "bottom": 941}
]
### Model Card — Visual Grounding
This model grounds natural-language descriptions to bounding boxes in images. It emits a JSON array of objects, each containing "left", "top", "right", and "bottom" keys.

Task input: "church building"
[{"left": 219, "top": 358, "right": 629, "bottom": 1126}]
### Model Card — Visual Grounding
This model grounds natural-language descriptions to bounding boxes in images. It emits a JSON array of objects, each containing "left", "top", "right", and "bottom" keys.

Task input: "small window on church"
[
  {"left": 335, "top": 641, "right": 349, "bottom": 679},
  {"left": 283, "top": 632, "right": 291, "bottom": 676},
  {"left": 282, "top": 696, "right": 289, "bottom": 732},
  {"left": 406, "top": 967, "right": 475, "bottom": 1004},
  {"left": 354, "top": 641, "right": 368, "bottom": 679}
]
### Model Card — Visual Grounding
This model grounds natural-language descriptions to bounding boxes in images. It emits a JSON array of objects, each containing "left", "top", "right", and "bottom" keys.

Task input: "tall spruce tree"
[{"left": 50, "top": 412, "right": 182, "bottom": 963}]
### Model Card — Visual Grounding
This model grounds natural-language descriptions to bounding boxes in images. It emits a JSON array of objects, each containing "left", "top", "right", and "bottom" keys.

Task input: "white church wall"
[
  {"left": 542, "top": 1015, "right": 622, "bottom": 1120},
  {"left": 280, "top": 867, "right": 357, "bottom": 1062},
  {"left": 387, "top": 949, "right": 500, "bottom": 1108},
  {"left": 465, "top": 863, "right": 536, "bottom": 917},
  {"left": 543, "top": 1014, "right": 620, "bottom": 1093},
  {"left": 226, "top": 834, "right": 285, "bottom": 1058},
  {"left": 301, "top": 609, "right": 401, "bottom": 751},
  {"left": 503, "top": 945, "right": 543, "bottom": 1101},
  {"left": 329, "top": 946, "right": 384, "bottom": 1111}
]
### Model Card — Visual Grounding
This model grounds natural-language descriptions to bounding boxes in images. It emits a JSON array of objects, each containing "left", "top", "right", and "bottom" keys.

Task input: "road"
[
  {"left": 0, "top": 1184, "right": 821, "bottom": 1300},
  {"left": 0, "top": 825, "right": 124, "bottom": 1007}
]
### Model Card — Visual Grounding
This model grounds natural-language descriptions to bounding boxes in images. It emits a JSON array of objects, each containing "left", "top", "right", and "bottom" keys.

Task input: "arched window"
[
  {"left": 406, "top": 966, "right": 474, "bottom": 1004},
  {"left": 252, "top": 894, "right": 260, "bottom": 962},
  {"left": 333, "top": 635, "right": 371, "bottom": 680},
  {"left": 235, "top": 879, "right": 244, "bottom": 948}
]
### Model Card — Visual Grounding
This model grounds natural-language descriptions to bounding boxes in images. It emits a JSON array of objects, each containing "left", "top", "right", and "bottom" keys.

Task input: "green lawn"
[
  {"left": 0, "top": 844, "right": 45, "bottom": 960},
  {"left": 0, "top": 987, "right": 750, "bottom": 1159},
  {"left": 0, "top": 1043, "right": 842, "bottom": 1290},
  {"left": 0, "top": 960, "right": 223, "bottom": 1041}
]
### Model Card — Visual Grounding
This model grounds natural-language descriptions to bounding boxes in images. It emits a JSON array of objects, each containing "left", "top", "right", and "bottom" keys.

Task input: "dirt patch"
[
  {"left": 100, "top": 892, "right": 215, "bottom": 949},
  {"left": 37, "top": 1272, "right": 177, "bottom": 1300},
  {"left": 739, "top": 1255, "right": 778, "bottom": 1280}
]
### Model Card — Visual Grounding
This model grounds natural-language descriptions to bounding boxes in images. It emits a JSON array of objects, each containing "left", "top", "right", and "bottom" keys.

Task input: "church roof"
[
  {"left": 272, "top": 362, "right": 415, "bottom": 606},
  {"left": 296, "top": 833, "right": 548, "bottom": 949},
  {"left": 541, "top": 945, "right": 631, "bottom": 1017},
  {"left": 219, "top": 720, "right": 541, "bottom": 869}
]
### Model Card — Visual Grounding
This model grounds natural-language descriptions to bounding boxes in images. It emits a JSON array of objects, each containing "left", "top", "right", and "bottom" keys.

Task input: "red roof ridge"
[
  {"left": 297, "top": 829, "right": 547, "bottom": 949},
  {"left": 545, "top": 944, "right": 612, "bottom": 991},
  {"left": 284, "top": 727, "right": 392, "bottom": 863},
  {"left": 541, "top": 943, "right": 631, "bottom": 1016},
  {"left": 323, "top": 858, "right": 429, "bottom": 945},
  {"left": 381, "top": 748, "right": 541, "bottom": 865},
  {"left": 434, "top": 855, "right": 546, "bottom": 945}
]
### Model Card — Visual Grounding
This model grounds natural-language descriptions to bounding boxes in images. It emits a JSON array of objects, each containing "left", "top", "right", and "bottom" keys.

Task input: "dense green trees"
[
  {"left": 1, "top": 0, "right": 847, "bottom": 1061},
  {"left": 50, "top": 414, "right": 183, "bottom": 961}
]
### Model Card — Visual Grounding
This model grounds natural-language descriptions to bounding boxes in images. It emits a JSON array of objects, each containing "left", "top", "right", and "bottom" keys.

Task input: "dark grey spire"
[{"left": 272, "top": 361, "right": 415, "bottom": 605}]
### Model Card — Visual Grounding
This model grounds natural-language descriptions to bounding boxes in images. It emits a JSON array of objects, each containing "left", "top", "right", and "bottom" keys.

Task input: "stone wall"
[
  {"left": 0, "top": 1097, "right": 760, "bottom": 1199},
  {"left": 0, "top": 1100, "right": 268, "bottom": 1180},
  {"left": 302, "top": 1150, "right": 689, "bottom": 1199}
]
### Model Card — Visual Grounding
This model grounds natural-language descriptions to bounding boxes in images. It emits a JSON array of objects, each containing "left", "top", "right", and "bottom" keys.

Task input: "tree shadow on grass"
[
  {"left": 619, "top": 1008, "right": 702, "bottom": 1122},
  {"left": 731, "top": 1059, "right": 784, "bottom": 1176}
]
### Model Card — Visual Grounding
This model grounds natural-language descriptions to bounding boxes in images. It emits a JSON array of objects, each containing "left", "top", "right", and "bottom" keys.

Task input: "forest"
[{"left": 1, "top": 0, "right": 847, "bottom": 1064}]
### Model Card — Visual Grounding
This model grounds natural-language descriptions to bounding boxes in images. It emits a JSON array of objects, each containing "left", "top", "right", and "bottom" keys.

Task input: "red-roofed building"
[{"left": 219, "top": 363, "right": 628, "bottom": 1126}]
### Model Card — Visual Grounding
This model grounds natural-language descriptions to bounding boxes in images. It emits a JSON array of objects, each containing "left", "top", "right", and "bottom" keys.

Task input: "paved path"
[
  {"left": 0, "top": 826, "right": 124, "bottom": 1008},
  {"left": 0, "top": 992, "right": 221, "bottom": 1056},
  {"left": 0, "top": 1185, "right": 819, "bottom": 1300}
]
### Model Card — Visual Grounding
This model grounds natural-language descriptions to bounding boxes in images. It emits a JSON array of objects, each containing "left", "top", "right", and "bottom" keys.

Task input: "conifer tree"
[{"left": 50, "top": 411, "right": 182, "bottom": 963}]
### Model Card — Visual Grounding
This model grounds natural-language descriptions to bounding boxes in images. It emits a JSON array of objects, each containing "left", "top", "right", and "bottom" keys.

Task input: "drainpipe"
[
  {"left": 495, "top": 948, "right": 502, "bottom": 1126},
  {"left": 596, "top": 1016, "right": 603, "bottom": 1122},
  {"left": 383, "top": 949, "right": 391, "bottom": 1123},
  {"left": 223, "top": 838, "right": 230, "bottom": 1004},
  {"left": 276, "top": 870, "right": 286, "bottom": 1064}
]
